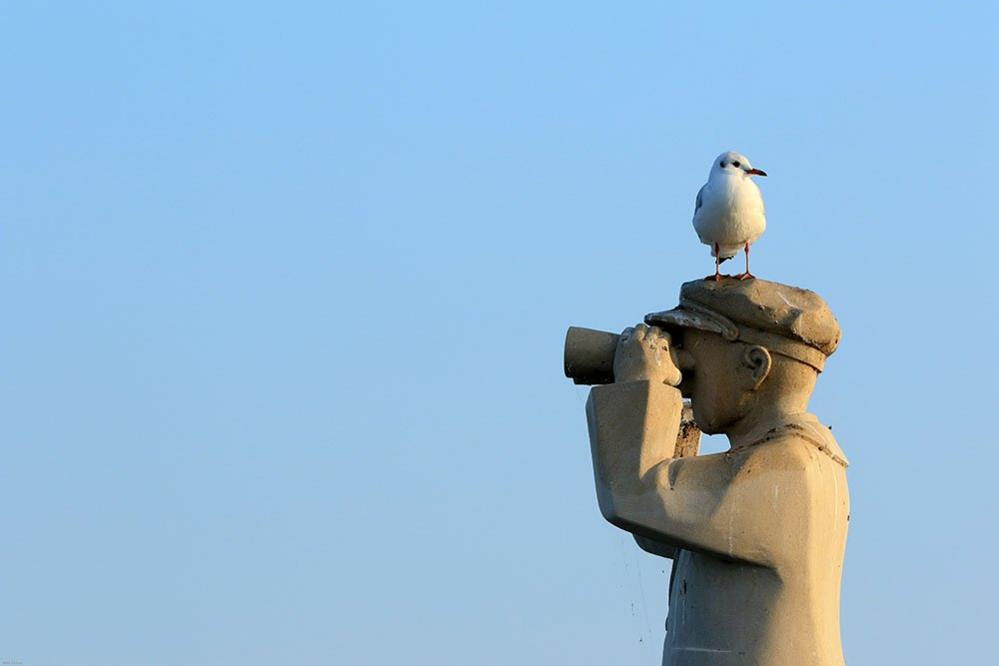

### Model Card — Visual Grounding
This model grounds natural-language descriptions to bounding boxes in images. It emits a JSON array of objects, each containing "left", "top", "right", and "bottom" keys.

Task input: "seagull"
[{"left": 692, "top": 151, "right": 768, "bottom": 281}]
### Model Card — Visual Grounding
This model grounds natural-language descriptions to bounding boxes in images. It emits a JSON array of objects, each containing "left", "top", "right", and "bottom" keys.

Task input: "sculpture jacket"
[{"left": 587, "top": 380, "right": 849, "bottom": 666}]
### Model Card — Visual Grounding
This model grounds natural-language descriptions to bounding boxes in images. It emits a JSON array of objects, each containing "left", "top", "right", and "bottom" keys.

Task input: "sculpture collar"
[{"left": 729, "top": 412, "right": 849, "bottom": 467}]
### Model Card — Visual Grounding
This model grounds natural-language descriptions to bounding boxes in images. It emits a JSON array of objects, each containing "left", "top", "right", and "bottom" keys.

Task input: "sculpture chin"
[{"left": 689, "top": 400, "right": 747, "bottom": 437}]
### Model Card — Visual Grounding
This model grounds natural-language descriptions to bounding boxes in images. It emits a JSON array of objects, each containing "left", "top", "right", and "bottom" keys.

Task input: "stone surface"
[{"left": 567, "top": 277, "right": 849, "bottom": 665}]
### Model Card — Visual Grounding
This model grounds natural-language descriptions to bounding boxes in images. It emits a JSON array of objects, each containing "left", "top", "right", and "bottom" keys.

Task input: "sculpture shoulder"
[
  {"left": 734, "top": 435, "right": 840, "bottom": 476},
  {"left": 738, "top": 414, "right": 848, "bottom": 470},
  {"left": 728, "top": 437, "right": 848, "bottom": 526},
  {"left": 662, "top": 443, "right": 813, "bottom": 496}
]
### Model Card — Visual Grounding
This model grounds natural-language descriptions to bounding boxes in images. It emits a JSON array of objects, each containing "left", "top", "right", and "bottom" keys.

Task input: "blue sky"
[{"left": 2, "top": 2, "right": 997, "bottom": 664}]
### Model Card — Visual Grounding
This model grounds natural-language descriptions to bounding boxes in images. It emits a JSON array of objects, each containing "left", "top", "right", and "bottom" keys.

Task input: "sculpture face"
[{"left": 677, "top": 329, "right": 756, "bottom": 434}]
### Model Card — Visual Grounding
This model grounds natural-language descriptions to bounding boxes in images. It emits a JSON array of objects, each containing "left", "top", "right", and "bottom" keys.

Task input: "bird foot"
[
  {"left": 705, "top": 273, "right": 734, "bottom": 282},
  {"left": 735, "top": 272, "right": 756, "bottom": 280}
]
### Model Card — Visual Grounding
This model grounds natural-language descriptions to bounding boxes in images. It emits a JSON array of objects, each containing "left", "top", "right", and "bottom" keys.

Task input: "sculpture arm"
[
  {"left": 586, "top": 381, "right": 771, "bottom": 566},
  {"left": 631, "top": 408, "right": 701, "bottom": 560}
]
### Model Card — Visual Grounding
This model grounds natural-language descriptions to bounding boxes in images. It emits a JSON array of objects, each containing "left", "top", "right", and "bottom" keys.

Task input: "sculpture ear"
[{"left": 741, "top": 345, "right": 772, "bottom": 390}]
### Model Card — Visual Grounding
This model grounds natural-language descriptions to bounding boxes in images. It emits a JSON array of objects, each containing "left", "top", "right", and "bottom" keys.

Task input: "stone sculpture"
[{"left": 564, "top": 277, "right": 848, "bottom": 665}]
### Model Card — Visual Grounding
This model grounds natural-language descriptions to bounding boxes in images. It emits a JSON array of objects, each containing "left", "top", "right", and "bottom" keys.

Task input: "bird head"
[{"left": 711, "top": 151, "right": 767, "bottom": 179}]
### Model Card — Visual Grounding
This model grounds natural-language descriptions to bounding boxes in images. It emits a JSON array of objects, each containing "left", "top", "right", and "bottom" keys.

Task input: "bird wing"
[{"left": 691, "top": 183, "right": 712, "bottom": 245}]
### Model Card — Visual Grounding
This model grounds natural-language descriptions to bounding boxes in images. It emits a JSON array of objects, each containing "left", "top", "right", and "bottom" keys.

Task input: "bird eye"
[
  {"left": 719, "top": 161, "right": 725, "bottom": 168},
  {"left": 732, "top": 161, "right": 741, "bottom": 168}
]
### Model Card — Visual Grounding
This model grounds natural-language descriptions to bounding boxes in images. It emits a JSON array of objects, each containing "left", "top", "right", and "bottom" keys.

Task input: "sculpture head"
[
  {"left": 674, "top": 328, "right": 817, "bottom": 434},
  {"left": 647, "top": 279, "right": 840, "bottom": 436}
]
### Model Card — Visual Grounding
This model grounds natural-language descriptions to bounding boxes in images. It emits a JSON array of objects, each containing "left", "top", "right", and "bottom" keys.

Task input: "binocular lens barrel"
[{"left": 563, "top": 326, "right": 620, "bottom": 385}]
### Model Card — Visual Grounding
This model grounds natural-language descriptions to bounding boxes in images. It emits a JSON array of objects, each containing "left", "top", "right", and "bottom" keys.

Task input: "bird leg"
[
  {"left": 737, "top": 242, "right": 755, "bottom": 280},
  {"left": 713, "top": 243, "right": 721, "bottom": 282}
]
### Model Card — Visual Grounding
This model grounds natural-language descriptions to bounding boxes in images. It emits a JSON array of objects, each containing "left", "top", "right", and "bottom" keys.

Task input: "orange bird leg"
[
  {"left": 714, "top": 243, "right": 721, "bottom": 282},
  {"left": 737, "top": 242, "right": 755, "bottom": 280}
]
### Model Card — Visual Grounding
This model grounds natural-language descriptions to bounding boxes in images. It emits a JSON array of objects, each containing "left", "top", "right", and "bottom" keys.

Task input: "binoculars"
[
  {"left": 564, "top": 326, "right": 701, "bottom": 454},
  {"left": 563, "top": 326, "right": 621, "bottom": 385},
  {"left": 563, "top": 325, "right": 693, "bottom": 386}
]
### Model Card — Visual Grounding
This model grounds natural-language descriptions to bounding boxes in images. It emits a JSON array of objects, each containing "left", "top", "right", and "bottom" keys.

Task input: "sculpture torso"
[{"left": 661, "top": 421, "right": 849, "bottom": 665}]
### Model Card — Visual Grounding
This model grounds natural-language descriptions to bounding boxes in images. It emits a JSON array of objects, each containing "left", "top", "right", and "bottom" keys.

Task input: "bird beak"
[{"left": 746, "top": 168, "right": 767, "bottom": 177}]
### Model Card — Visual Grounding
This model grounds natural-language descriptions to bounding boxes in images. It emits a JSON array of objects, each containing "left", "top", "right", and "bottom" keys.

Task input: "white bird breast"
[{"left": 692, "top": 176, "right": 767, "bottom": 259}]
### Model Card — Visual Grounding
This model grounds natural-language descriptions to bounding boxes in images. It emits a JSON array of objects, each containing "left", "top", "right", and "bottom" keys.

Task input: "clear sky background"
[{"left": 2, "top": 2, "right": 998, "bottom": 665}]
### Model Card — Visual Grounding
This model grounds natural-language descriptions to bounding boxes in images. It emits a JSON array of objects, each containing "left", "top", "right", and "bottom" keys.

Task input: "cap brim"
[{"left": 644, "top": 308, "right": 729, "bottom": 335}]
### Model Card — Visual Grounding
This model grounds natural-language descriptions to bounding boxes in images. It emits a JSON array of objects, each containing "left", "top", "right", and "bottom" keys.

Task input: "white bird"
[{"left": 692, "top": 151, "right": 768, "bottom": 281}]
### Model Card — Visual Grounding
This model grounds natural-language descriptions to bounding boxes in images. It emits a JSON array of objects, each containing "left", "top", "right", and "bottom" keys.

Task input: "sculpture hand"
[{"left": 614, "top": 324, "right": 683, "bottom": 387}]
